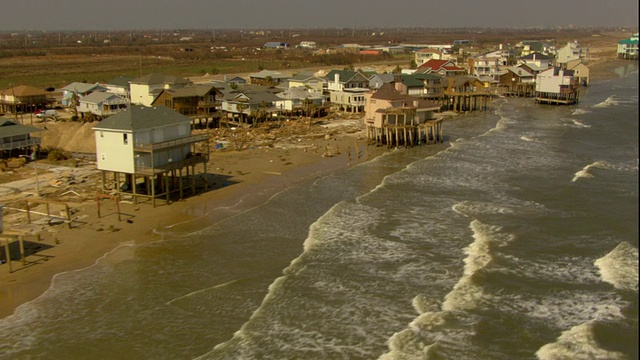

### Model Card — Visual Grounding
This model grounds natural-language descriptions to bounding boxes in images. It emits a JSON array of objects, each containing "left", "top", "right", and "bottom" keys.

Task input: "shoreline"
[
  {"left": 0, "top": 128, "right": 385, "bottom": 318},
  {"left": 0, "top": 56, "right": 634, "bottom": 319}
]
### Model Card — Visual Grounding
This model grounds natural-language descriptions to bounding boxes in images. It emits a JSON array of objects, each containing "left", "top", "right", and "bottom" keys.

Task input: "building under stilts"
[{"left": 93, "top": 106, "right": 209, "bottom": 207}]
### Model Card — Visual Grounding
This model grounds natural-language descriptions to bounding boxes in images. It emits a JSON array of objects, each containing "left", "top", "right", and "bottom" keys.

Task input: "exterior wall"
[
  {"left": 536, "top": 69, "right": 574, "bottom": 93},
  {"left": 288, "top": 79, "right": 324, "bottom": 93},
  {"left": 330, "top": 91, "right": 366, "bottom": 107},
  {"left": 95, "top": 130, "right": 135, "bottom": 173},
  {"left": 130, "top": 83, "right": 156, "bottom": 106},
  {"left": 79, "top": 98, "right": 129, "bottom": 116},
  {"left": 106, "top": 85, "right": 129, "bottom": 99},
  {"left": 364, "top": 94, "right": 391, "bottom": 124}
]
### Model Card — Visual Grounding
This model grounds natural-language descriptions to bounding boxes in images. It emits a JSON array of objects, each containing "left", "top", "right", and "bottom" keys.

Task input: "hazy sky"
[{"left": 1, "top": 0, "right": 638, "bottom": 31}]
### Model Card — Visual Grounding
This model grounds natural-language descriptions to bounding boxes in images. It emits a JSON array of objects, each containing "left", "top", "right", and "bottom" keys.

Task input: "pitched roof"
[
  {"left": 0, "top": 117, "right": 44, "bottom": 137},
  {"left": 399, "top": 74, "right": 425, "bottom": 88},
  {"left": 61, "top": 82, "right": 105, "bottom": 93},
  {"left": 248, "top": 70, "right": 289, "bottom": 79},
  {"left": 417, "top": 59, "right": 451, "bottom": 71},
  {"left": 0, "top": 85, "right": 49, "bottom": 97},
  {"left": 520, "top": 52, "right": 554, "bottom": 61},
  {"left": 371, "top": 83, "right": 408, "bottom": 101},
  {"left": 369, "top": 73, "right": 395, "bottom": 83},
  {"left": 326, "top": 69, "right": 355, "bottom": 82},
  {"left": 289, "top": 71, "right": 323, "bottom": 82},
  {"left": 230, "top": 91, "right": 281, "bottom": 104},
  {"left": 167, "top": 84, "right": 222, "bottom": 98},
  {"left": 506, "top": 66, "right": 534, "bottom": 77},
  {"left": 276, "top": 87, "right": 324, "bottom": 100},
  {"left": 80, "top": 91, "right": 127, "bottom": 104},
  {"left": 371, "top": 84, "right": 440, "bottom": 111},
  {"left": 106, "top": 76, "right": 134, "bottom": 87},
  {"left": 92, "top": 106, "right": 190, "bottom": 132}
]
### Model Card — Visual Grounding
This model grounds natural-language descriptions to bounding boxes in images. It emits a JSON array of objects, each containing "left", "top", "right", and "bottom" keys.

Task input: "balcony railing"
[
  {"left": 0, "top": 137, "right": 41, "bottom": 150},
  {"left": 134, "top": 133, "right": 209, "bottom": 152},
  {"left": 134, "top": 154, "right": 208, "bottom": 175}
]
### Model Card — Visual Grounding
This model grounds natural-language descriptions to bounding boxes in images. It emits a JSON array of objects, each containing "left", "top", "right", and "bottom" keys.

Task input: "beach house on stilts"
[
  {"left": 364, "top": 83, "right": 443, "bottom": 148},
  {"left": 535, "top": 67, "right": 580, "bottom": 105},
  {"left": 93, "top": 106, "right": 209, "bottom": 206}
]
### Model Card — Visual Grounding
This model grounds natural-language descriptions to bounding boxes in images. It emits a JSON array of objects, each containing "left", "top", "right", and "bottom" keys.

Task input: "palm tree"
[
  {"left": 302, "top": 98, "right": 314, "bottom": 127},
  {"left": 235, "top": 102, "right": 247, "bottom": 127}
]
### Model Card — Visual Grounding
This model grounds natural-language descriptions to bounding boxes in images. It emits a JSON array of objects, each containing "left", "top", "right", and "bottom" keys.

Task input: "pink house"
[{"left": 364, "top": 83, "right": 443, "bottom": 147}]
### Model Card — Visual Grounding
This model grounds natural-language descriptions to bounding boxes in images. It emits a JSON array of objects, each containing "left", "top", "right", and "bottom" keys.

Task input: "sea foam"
[
  {"left": 592, "top": 95, "right": 620, "bottom": 108},
  {"left": 536, "top": 321, "right": 626, "bottom": 360},
  {"left": 571, "top": 161, "right": 610, "bottom": 182},
  {"left": 594, "top": 242, "right": 639, "bottom": 291}
]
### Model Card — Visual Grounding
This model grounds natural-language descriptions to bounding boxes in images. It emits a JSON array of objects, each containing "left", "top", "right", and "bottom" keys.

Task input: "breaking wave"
[{"left": 594, "top": 242, "right": 639, "bottom": 291}]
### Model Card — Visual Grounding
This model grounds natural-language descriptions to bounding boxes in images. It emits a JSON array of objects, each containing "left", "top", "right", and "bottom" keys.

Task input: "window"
[{"left": 123, "top": 133, "right": 128, "bottom": 145}]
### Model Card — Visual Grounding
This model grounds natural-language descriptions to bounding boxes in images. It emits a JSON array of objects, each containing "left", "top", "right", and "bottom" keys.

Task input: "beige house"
[
  {"left": 0, "top": 85, "right": 53, "bottom": 114},
  {"left": 565, "top": 60, "right": 590, "bottom": 86},
  {"left": 364, "top": 83, "right": 442, "bottom": 147}
]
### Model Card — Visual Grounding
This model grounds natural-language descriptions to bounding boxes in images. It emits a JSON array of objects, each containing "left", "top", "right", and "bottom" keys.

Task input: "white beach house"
[{"left": 93, "top": 106, "right": 208, "bottom": 205}]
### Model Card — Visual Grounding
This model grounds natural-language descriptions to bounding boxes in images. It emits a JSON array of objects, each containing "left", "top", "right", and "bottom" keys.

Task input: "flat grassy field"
[{"left": 0, "top": 28, "right": 628, "bottom": 90}]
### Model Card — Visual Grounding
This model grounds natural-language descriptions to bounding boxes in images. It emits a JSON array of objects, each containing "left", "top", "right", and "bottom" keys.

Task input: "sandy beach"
[
  {"left": 0, "top": 115, "right": 388, "bottom": 318},
  {"left": 0, "top": 53, "right": 630, "bottom": 319}
]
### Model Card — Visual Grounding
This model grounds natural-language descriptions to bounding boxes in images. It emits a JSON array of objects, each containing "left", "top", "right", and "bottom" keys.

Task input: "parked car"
[{"left": 35, "top": 109, "right": 58, "bottom": 119}]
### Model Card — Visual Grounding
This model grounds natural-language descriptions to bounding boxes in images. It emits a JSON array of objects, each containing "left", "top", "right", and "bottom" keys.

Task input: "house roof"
[
  {"left": 399, "top": 74, "right": 425, "bottom": 88},
  {"left": 371, "top": 83, "right": 408, "bottom": 101},
  {"left": 130, "top": 73, "right": 191, "bottom": 86},
  {"left": 618, "top": 38, "right": 638, "bottom": 45},
  {"left": 227, "top": 76, "right": 246, "bottom": 83},
  {"left": 371, "top": 84, "right": 440, "bottom": 111},
  {"left": 416, "top": 49, "right": 442, "bottom": 54},
  {"left": 325, "top": 69, "right": 368, "bottom": 83},
  {"left": 289, "top": 71, "right": 324, "bottom": 82},
  {"left": 92, "top": 106, "right": 190, "bottom": 132},
  {"left": 106, "top": 76, "right": 134, "bottom": 88},
  {"left": 0, "top": 85, "right": 49, "bottom": 97},
  {"left": 276, "top": 87, "right": 325, "bottom": 100},
  {"left": 248, "top": 70, "right": 289, "bottom": 80},
  {"left": 61, "top": 82, "right": 105, "bottom": 94},
  {"left": 0, "top": 117, "right": 44, "bottom": 138},
  {"left": 230, "top": 91, "right": 281, "bottom": 104},
  {"left": 446, "top": 76, "right": 484, "bottom": 88},
  {"left": 80, "top": 91, "right": 127, "bottom": 104},
  {"left": 369, "top": 73, "right": 395, "bottom": 83},
  {"left": 520, "top": 52, "right": 554, "bottom": 61},
  {"left": 417, "top": 59, "right": 451, "bottom": 71},
  {"left": 505, "top": 66, "right": 534, "bottom": 77},
  {"left": 166, "top": 84, "right": 222, "bottom": 98}
]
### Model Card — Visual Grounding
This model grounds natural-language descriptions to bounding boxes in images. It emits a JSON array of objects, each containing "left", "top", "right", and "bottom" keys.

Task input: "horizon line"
[{"left": 1, "top": 25, "right": 638, "bottom": 33}]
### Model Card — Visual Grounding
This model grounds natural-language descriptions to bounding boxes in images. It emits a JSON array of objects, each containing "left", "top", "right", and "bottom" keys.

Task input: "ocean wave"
[
  {"left": 594, "top": 242, "right": 639, "bottom": 291},
  {"left": 442, "top": 220, "right": 512, "bottom": 311},
  {"left": 592, "top": 96, "right": 619, "bottom": 108},
  {"left": 536, "top": 321, "right": 627, "bottom": 360},
  {"left": 571, "top": 161, "right": 611, "bottom": 182},
  {"left": 572, "top": 108, "right": 592, "bottom": 116},
  {"left": 378, "top": 220, "right": 512, "bottom": 359},
  {"left": 568, "top": 119, "right": 591, "bottom": 128},
  {"left": 497, "top": 289, "right": 624, "bottom": 329},
  {"left": 499, "top": 255, "right": 603, "bottom": 285},
  {"left": 520, "top": 135, "right": 538, "bottom": 142},
  {"left": 452, "top": 200, "right": 547, "bottom": 218}
]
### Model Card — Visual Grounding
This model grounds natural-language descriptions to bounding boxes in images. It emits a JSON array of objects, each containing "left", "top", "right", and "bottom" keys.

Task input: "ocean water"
[{"left": 0, "top": 64, "right": 637, "bottom": 359}]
